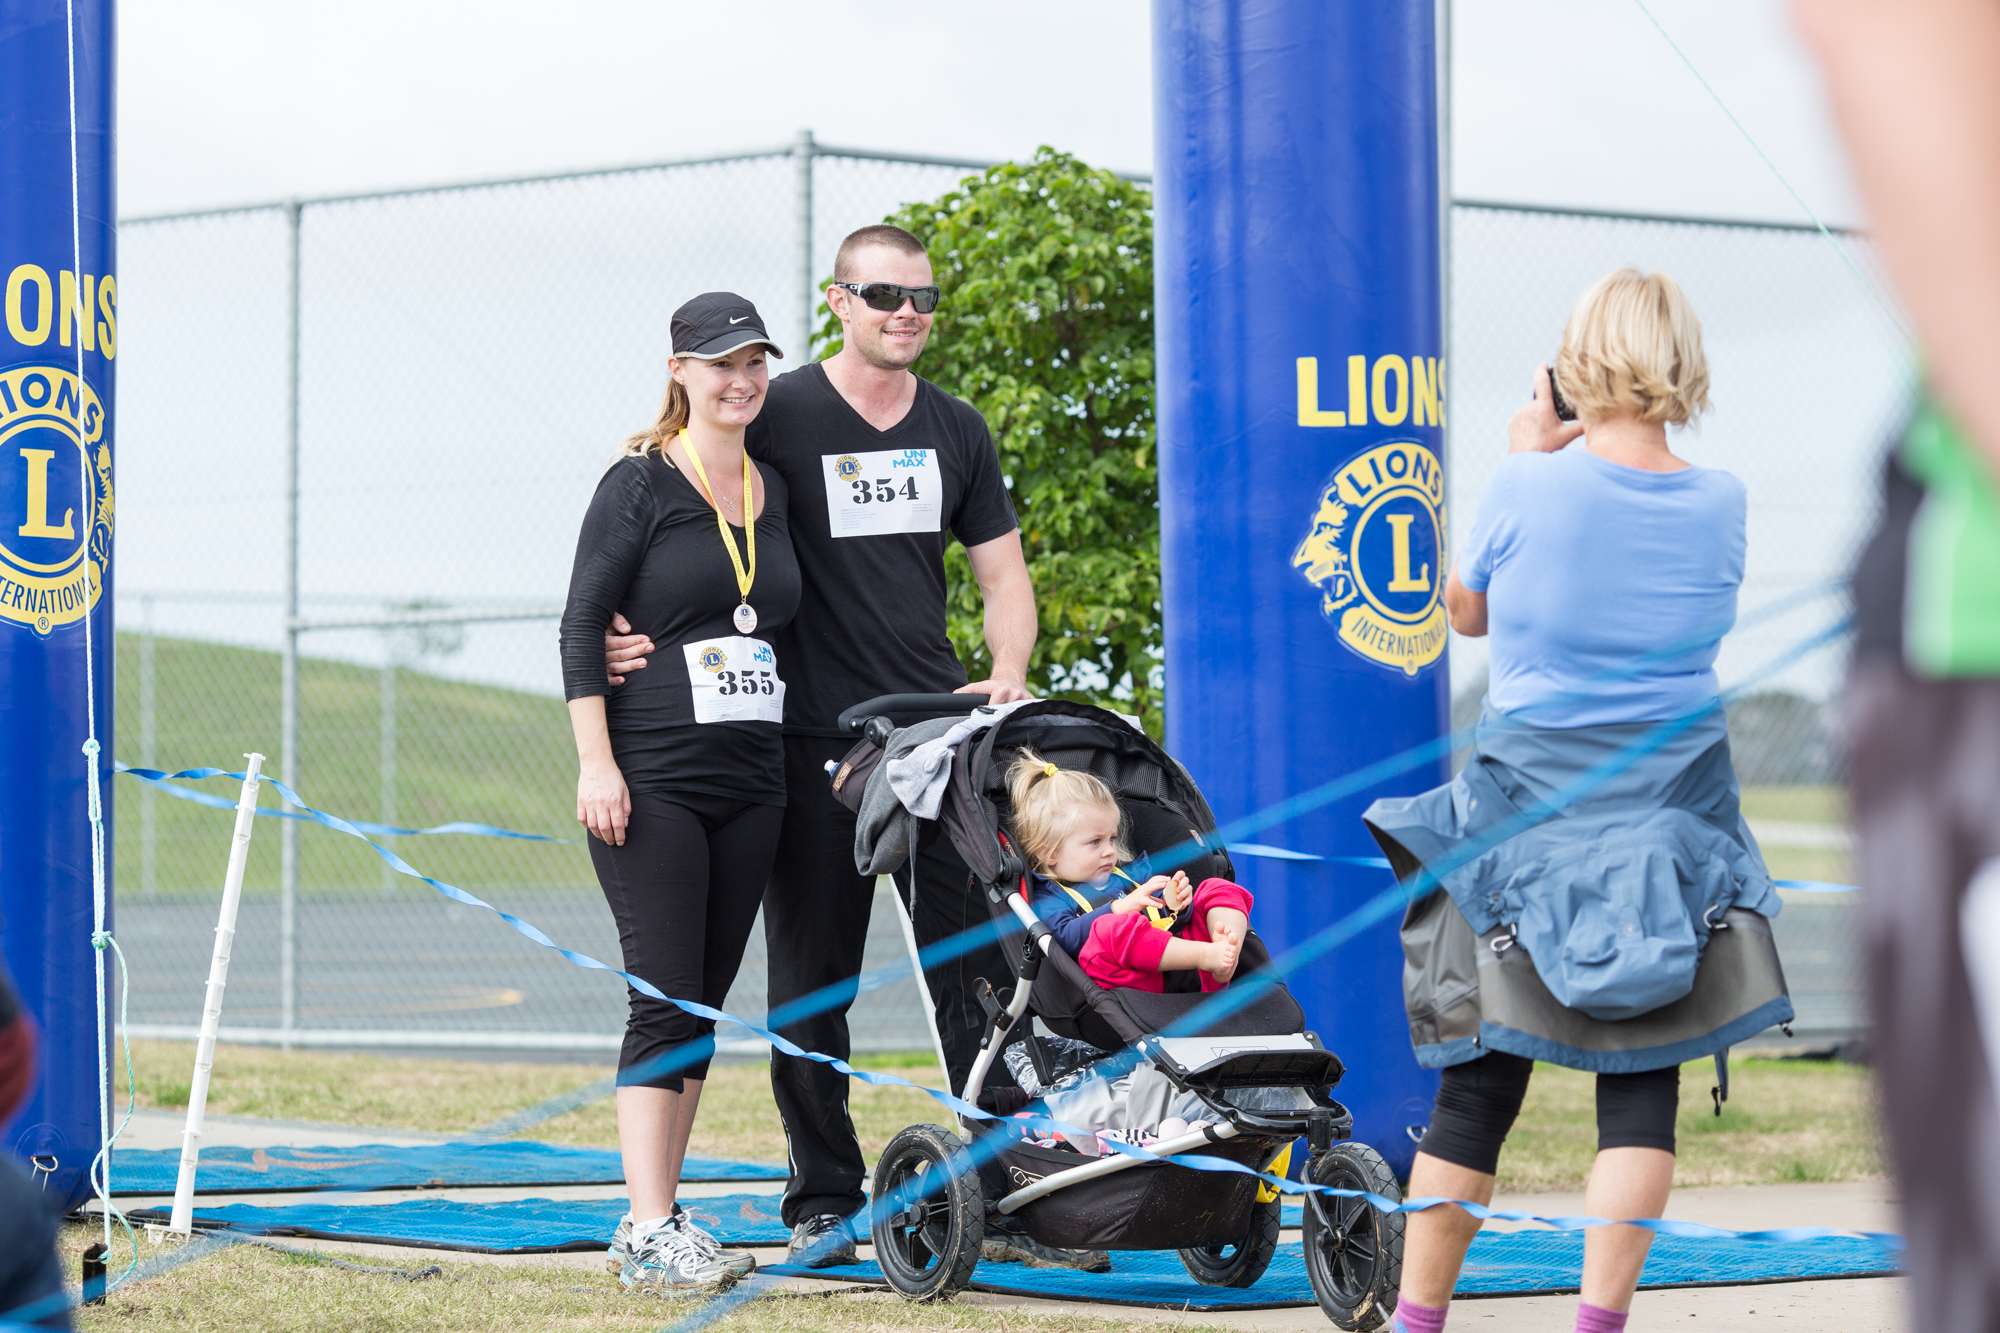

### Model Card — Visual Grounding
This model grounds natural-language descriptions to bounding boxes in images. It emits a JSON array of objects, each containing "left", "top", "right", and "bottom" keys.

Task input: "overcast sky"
[{"left": 121, "top": 0, "right": 1862, "bottom": 228}]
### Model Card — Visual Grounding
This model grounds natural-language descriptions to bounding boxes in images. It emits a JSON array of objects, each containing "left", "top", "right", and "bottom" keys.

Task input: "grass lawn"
[
  {"left": 119, "top": 1040, "right": 1880, "bottom": 1192},
  {"left": 61, "top": 1224, "right": 1229, "bottom": 1333},
  {"left": 1739, "top": 785, "right": 1846, "bottom": 826},
  {"left": 1491, "top": 1056, "right": 1881, "bottom": 1191},
  {"left": 118, "top": 1040, "right": 952, "bottom": 1169}
]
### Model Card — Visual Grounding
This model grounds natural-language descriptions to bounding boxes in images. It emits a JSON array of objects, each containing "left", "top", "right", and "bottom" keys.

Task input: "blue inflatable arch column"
[
  {"left": 0, "top": 0, "right": 118, "bottom": 1211},
  {"left": 1153, "top": 2, "right": 1449, "bottom": 1173}
]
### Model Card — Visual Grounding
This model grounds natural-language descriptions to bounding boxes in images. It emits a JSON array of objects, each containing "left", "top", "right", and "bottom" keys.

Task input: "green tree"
[{"left": 818, "top": 149, "right": 1162, "bottom": 734}]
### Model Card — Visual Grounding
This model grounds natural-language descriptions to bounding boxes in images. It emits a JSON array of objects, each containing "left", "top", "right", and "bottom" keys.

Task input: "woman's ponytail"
[{"left": 616, "top": 376, "right": 692, "bottom": 463}]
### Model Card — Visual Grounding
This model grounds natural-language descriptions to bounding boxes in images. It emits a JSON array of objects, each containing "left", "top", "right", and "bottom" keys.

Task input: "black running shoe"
[{"left": 787, "top": 1213, "right": 860, "bottom": 1269}]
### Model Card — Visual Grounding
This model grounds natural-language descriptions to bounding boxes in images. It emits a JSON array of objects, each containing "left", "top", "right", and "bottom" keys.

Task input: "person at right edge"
[
  {"left": 1795, "top": 3, "right": 2000, "bottom": 1329},
  {"left": 600, "top": 226, "right": 1091, "bottom": 1271},
  {"left": 1364, "top": 269, "right": 1788, "bottom": 1333}
]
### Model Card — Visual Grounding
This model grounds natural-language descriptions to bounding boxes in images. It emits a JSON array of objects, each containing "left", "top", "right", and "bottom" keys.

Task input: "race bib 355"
[{"left": 682, "top": 636, "right": 785, "bottom": 724}]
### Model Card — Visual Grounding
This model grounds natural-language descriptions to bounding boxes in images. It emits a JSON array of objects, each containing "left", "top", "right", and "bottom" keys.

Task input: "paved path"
[{"left": 117, "top": 880, "right": 935, "bottom": 1051}]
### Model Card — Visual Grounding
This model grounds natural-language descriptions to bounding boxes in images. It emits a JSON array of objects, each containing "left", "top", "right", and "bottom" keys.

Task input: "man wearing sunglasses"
[{"left": 604, "top": 224, "right": 1057, "bottom": 1270}]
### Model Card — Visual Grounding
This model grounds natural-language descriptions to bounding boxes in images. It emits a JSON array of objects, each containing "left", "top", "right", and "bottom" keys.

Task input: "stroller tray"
[{"left": 1143, "top": 1033, "right": 1345, "bottom": 1091}]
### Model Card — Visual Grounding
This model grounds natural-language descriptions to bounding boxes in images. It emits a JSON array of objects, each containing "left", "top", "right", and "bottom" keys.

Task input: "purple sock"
[
  {"left": 1575, "top": 1301, "right": 1629, "bottom": 1333},
  {"left": 1392, "top": 1296, "right": 1448, "bottom": 1333}
]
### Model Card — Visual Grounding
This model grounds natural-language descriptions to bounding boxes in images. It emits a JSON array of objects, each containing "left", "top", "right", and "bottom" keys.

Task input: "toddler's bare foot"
[{"left": 1203, "top": 929, "right": 1242, "bottom": 985}]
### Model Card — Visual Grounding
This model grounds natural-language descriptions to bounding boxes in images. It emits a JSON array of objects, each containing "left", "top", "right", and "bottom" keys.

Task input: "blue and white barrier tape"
[
  {"left": 115, "top": 763, "right": 566, "bottom": 841},
  {"left": 1233, "top": 847, "right": 1861, "bottom": 894}
]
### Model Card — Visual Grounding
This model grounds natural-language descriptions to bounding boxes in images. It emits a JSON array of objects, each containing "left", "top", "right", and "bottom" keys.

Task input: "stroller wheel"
[
  {"left": 869, "top": 1124, "right": 984, "bottom": 1302},
  {"left": 1302, "top": 1141, "right": 1405, "bottom": 1331},
  {"left": 1177, "top": 1192, "right": 1281, "bottom": 1287}
]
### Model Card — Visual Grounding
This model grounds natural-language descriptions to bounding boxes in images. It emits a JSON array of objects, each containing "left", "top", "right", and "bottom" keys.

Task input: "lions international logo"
[
  {"left": 0, "top": 365, "right": 111, "bottom": 637},
  {"left": 1292, "top": 441, "right": 1446, "bottom": 676},
  {"left": 698, "top": 646, "right": 728, "bottom": 673},
  {"left": 834, "top": 454, "right": 861, "bottom": 482}
]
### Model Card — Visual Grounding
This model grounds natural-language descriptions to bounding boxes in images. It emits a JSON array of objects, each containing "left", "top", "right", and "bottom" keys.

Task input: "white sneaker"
[
  {"left": 672, "top": 1203, "right": 756, "bottom": 1279},
  {"left": 606, "top": 1212, "right": 633, "bottom": 1275},
  {"left": 619, "top": 1221, "right": 738, "bottom": 1298}
]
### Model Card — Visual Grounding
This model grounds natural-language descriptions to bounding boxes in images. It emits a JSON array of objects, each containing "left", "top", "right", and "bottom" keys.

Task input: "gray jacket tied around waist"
[{"left": 1364, "top": 702, "right": 1793, "bottom": 1073}]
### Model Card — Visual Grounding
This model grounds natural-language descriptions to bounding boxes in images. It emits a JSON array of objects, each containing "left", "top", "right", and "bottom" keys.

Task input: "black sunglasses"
[{"left": 832, "top": 281, "right": 941, "bottom": 315}]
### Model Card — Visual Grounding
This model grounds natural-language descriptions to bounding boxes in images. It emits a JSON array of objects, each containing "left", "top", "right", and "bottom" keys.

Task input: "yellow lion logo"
[{"left": 1290, "top": 485, "right": 1356, "bottom": 616}]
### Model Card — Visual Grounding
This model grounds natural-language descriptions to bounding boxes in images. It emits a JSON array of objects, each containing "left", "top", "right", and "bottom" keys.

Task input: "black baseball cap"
[{"left": 670, "top": 291, "right": 785, "bottom": 360}]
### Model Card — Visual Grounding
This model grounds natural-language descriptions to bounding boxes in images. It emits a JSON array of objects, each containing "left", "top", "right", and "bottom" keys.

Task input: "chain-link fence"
[{"left": 114, "top": 141, "right": 1901, "bottom": 1056}]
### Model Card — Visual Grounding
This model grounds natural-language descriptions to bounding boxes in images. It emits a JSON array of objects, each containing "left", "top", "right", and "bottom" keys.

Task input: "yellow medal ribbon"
[
  {"left": 677, "top": 428, "right": 756, "bottom": 608},
  {"left": 1054, "top": 866, "right": 1163, "bottom": 925}
]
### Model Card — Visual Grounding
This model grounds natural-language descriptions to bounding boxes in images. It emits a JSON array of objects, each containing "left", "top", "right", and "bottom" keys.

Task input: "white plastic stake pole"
[
  {"left": 888, "top": 869, "right": 951, "bottom": 1090},
  {"left": 166, "top": 753, "right": 264, "bottom": 1239}
]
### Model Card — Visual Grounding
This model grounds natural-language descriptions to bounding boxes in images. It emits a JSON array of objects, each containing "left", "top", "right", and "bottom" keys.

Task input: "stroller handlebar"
[{"left": 837, "top": 692, "right": 992, "bottom": 735}]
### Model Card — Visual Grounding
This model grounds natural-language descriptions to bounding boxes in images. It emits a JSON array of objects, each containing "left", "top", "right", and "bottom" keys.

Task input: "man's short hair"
[{"left": 833, "top": 224, "right": 929, "bottom": 283}]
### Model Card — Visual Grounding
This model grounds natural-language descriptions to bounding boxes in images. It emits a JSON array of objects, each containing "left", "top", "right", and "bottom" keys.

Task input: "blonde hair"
[
  {"left": 1005, "top": 749, "right": 1128, "bottom": 875},
  {"left": 1553, "top": 268, "right": 1711, "bottom": 427},
  {"left": 616, "top": 374, "right": 691, "bottom": 463}
]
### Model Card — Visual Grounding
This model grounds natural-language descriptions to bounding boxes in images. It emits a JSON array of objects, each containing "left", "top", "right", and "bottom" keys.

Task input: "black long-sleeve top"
[{"left": 560, "top": 451, "right": 801, "bottom": 802}]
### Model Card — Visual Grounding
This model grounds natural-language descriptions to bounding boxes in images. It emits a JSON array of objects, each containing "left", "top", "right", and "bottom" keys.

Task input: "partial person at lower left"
[{"left": 0, "top": 961, "right": 71, "bottom": 1330}]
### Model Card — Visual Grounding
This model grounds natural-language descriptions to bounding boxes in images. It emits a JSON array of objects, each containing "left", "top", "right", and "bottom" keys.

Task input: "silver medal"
[{"left": 733, "top": 602, "right": 758, "bottom": 635}]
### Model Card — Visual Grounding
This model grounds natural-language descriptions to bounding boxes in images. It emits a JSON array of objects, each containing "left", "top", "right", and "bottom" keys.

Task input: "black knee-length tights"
[
  {"left": 1419, "top": 1051, "right": 1681, "bottom": 1176},
  {"left": 588, "top": 788, "right": 783, "bottom": 1091}
]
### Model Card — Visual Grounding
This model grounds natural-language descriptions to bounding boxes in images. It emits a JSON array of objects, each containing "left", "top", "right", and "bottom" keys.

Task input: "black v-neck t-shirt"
[
  {"left": 745, "top": 361, "right": 1019, "bottom": 736},
  {"left": 560, "top": 451, "right": 802, "bottom": 801}
]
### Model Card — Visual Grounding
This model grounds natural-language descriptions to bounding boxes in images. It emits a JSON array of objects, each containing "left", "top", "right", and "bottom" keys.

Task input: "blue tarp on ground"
[
  {"left": 133, "top": 1192, "right": 1899, "bottom": 1309},
  {"left": 773, "top": 1231, "right": 1902, "bottom": 1310},
  {"left": 111, "top": 1143, "right": 784, "bottom": 1194},
  {"left": 132, "top": 1193, "right": 818, "bottom": 1250}
]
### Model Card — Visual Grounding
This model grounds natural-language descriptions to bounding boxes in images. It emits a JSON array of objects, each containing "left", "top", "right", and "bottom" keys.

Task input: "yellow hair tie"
[{"left": 1043, "top": 763, "right": 1059, "bottom": 777}]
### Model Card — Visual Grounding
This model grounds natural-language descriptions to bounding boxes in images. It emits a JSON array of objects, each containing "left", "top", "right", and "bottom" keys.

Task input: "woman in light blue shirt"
[
  {"left": 1447, "top": 283, "right": 1746, "bottom": 729},
  {"left": 1375, "top": 269, "right": 1780, "bottom": 1333}
]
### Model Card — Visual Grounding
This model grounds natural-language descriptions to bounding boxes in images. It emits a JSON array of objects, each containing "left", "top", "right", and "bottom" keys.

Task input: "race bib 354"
[{"left": 823, "top": 449, "right": 942, "bottom": 537}]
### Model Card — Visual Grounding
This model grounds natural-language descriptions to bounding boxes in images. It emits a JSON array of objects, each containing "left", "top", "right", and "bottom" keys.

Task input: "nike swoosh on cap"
[{"left": 729, "top": 316, "right": 750, "bottom": 324}]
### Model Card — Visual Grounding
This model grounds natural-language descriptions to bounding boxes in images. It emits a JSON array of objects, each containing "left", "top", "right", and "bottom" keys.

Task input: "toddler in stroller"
[
  {"left": 831, "top": 694, "right": 1406, "bottom": 1328},
  {"left": 1010, "top": 747, "right": 1253, "bottom": 993}
]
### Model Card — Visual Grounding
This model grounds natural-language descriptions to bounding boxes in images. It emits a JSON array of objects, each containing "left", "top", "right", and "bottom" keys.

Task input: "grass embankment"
[
  {"left": 120, "top": 1040, "right": 1878, "bottom": 1193},
  {"left": 1741, "top": 784, "right": 1852, "bottom": 886},
  {"left": 113, "top": 632, "right": 590, "bottom": 898},
  {"left": 119, "top": 632, "right": 1855, "bottom": 899}
]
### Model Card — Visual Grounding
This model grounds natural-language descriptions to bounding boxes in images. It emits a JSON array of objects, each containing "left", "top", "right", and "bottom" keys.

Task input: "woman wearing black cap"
[{"left": 560, "top": 292, "right": 800, "bottom": 1298}]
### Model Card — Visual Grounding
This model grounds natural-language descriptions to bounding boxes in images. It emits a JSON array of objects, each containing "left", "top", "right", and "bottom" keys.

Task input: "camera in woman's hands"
[{"left": 1547, "top": 363, "right": 1578, "bottom": 422}]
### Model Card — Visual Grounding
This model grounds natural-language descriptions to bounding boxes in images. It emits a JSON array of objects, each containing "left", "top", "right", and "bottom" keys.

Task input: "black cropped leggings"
[
  {"left": 588, "top": 788, "right": 783, "bottom": 1092},
  {"left": 1418, "top": 1051, "right": 1681, "bottom": 1176}
]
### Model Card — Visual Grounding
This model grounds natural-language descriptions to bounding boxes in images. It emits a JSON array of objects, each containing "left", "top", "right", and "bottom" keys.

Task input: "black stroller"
[{"left": 831, "top": 695, "right": 1405, "bottom": 1329}]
